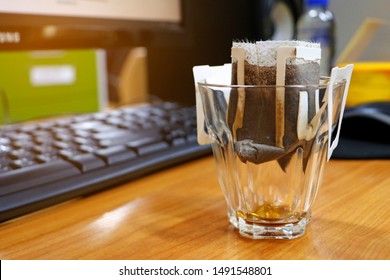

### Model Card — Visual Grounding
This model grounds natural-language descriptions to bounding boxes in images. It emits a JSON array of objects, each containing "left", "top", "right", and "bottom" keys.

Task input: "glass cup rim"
[{"left": 198, "top": 77, "right": 346, "bottom": 89}]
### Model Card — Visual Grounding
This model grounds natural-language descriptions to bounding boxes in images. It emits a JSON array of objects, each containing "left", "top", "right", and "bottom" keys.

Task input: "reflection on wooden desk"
[{"left": 0, "top": 156, "right": 389, "bottom": 260}]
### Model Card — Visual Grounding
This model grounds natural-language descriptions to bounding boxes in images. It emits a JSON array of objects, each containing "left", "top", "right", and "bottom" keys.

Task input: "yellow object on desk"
[{"left": 344, "top": 62, "right": 390, "bottom": 106}]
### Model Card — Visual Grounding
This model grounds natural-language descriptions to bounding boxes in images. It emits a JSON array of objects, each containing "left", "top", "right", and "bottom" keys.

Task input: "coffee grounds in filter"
[{"left": 228, "top": 41, "right": 321, "bottom": 171}]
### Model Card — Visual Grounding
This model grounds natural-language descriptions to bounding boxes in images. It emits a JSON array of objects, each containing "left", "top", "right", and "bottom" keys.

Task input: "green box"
[{"left": 0, "top": 49, "right": 107, "bottom": 124}]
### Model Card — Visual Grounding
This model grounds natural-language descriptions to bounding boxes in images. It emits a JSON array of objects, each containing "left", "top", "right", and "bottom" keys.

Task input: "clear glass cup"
[{"left": 198, "top": 78, "right": 346, "bottom": 239}]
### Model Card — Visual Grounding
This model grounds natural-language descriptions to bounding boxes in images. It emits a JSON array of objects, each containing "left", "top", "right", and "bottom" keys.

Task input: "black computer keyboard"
[{"left": 0, "top": 102, "right": 210, "bottom": 223}]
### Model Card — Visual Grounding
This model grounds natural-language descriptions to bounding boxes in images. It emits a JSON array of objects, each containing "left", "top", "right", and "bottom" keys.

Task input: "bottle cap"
[{"left": 306, "top": 0, "right": 329, "bottom": 7}]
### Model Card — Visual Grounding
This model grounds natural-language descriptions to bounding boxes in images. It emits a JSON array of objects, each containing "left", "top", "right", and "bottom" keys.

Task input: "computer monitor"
[{"left": 0, "top": 0, "right": 301, "bottom": 106}]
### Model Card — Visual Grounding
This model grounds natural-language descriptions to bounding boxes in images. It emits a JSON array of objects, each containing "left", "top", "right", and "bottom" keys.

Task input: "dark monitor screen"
[{"left": 0, "top": 0, "right": 184, "bottom": 50}]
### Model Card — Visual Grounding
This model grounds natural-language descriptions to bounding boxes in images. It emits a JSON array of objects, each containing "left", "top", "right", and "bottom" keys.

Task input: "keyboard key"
[
  {"left": 18, "top": 124, "right": 38, "bottom": 133},
  {"left": 12, "top": 140, "right": 34, "bottom": 149},
  {"left": 105, "top": 117, "right": 123, "bottom": 126},
  {"left": 135, "top": 142, "right": 170, "bottom": 156},
  {"left": 53, "top": 141, "right": 77, "bottom": 150},
  {"left": 117, "top": 122, "right": 139, "bottom": 130},
  {"left": 58, "top": 149, "right": 81, "bottom": 159},
  {"left": 71, "top": 120, "right": 102, "bottom": 130},
  {"left": 7, "top": 149, "right": 35, "bottom": 160},
  {"left": 93, "top": 129, "right": 132, "bottom": 140},
  {"left": 0, "top": 166, "right": 12, "bottom": 173},
  {"left": 55, "top": 133, "right": 74, "bottom": 142},
  {"left": 172, "top": 138, "right": 186, "bottom": 146},
  {"left": 0, "top": 157, "right": 11, "bottom": 171},
  {"left": 0, "top": 137, "right": 11, "bottom": 145},
  {"left": 73, "top": 130, "right": 91, "bottom": 138},
  {"left": 66, "top": 153, "right": 106, "bottom": 172},
  {"left": 95, "top": 146, "right": 137, "bottom": 165},
  {"left": 54, "top": 118, "right": 74, "bottom": 127},
  {"left": 187, "top": 134, "right": 198, "bottom": 143},
  {"left": 79, "top": 145, "right": 99, "bottom": 153},
  {"left": 34, "top": 136, "right": 55, "bottom": 145},
  {"left": 0, "top": 160, "right": 80, "bottom": 196},
  {"left": 9, "top": 159, "right": 36, "bottom": 169},
  {"left": 97, "top": 130, "right": 162, "bottom": 147},
  {"left": 9, "top": 133, "right": 32, "bottom": 141},
  {"left": 35, "top": 154, "right": 59, "bottom": 163},
  {"left": 91, "top": 125, "right": 115, "bottom": 133},
  {"left": 31, "top": 145, "right": 58, "bottom": 155},
  {"left": 38, "top": 122, "right": 56, "bottom": 130}
]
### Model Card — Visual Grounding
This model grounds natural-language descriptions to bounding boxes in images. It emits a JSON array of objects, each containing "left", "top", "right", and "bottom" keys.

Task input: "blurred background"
[{"left": 0, "top": 0, "right": 389, "bottom": 123}]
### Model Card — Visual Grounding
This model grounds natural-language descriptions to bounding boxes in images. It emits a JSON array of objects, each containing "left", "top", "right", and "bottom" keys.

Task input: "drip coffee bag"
[{"left": 228, "top": 41, "right": 322, "bottom": 170}]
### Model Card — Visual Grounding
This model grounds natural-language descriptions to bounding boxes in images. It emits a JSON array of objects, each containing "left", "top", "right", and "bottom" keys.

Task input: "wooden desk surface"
[{"left": 0, "top": 156, "right": 389, "bottom": 260}]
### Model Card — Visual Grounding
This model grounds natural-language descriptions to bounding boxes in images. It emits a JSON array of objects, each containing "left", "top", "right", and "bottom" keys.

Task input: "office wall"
[{"left": 329, "top": 0, "right": 390, "bottom": 60}]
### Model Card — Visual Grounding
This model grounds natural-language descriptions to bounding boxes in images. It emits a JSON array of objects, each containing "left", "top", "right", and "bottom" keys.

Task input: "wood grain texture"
[{"left": 0, "top": 157, "right": 389, "bottom": 260}]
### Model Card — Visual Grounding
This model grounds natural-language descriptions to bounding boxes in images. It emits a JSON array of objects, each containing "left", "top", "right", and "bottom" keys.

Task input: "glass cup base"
[{"left": 229, "top": 212, "right": 308, "bottom": 240}]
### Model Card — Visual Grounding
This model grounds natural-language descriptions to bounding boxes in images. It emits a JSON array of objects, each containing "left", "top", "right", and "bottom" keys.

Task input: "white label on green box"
[{"left": 30, "top": 65, "right": 76, "bottom": 86}]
